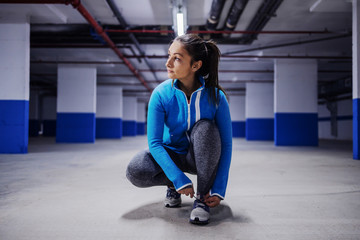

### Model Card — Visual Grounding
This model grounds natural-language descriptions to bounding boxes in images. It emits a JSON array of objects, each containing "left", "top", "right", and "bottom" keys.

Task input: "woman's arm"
[
  {"left": 147, "top": 89, "right": 193, "bottom": 191},
  {"left": 210, "top": 91, "right": 233, "bottom": 199}
]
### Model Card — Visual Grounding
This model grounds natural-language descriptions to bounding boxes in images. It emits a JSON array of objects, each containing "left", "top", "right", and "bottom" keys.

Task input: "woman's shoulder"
[
  {"left": 153, "top": 79, "right": 173, "bottom": 93},
  {"left": 150, "top": 79, "right": 175, "bottom": 103}
]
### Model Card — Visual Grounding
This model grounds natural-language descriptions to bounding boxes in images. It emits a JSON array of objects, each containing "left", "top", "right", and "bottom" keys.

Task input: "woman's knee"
[
  {"left": 191, "top": 119, "right": 220, "bottom": 145},
  {"left": 126, "top": 150, "right": 150, "bottom": 187}
]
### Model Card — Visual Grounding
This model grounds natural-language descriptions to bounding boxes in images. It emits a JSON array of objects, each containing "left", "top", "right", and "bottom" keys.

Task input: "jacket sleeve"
[
  {"left": 210, "top": 91, "right": 233, "bottom": 199},
  {"left": 147, "top": 89, "right": 193, "bottom": 191}
]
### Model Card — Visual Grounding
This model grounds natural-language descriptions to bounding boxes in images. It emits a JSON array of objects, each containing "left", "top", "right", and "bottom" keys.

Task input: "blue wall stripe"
[
  {"left": 96, "top": 118, "right": 123, "bottom": 139},
  {"left": 56, "top": 113, "right": 95, "bottom": 143},
  {"left": 246, "top": 118, "right": 274, "bottom": 141},
  {"left": 232, "top": 121, "right": 245, "bottom": 138},
  {"left": 29, "top": 119, "right": 40, "bottom": 137},
  {"left": 43, "top": 120, "right": 56, "bottom": 137},
  {"left": 0, "top": 100, "right": 29, "bottom": 153},
  {"left": 137, "top": 122, "right": 145, "bottom": 135},
  {"left": 353, "top": 99, "right": 360, "bottom": 160},
  {"left": 275, "top": 113, "right": 318, "bottom": 146},
  {"left": 318, "top": 115, "right": 352, "bottom": 122},
  {"left": 123, "top": 120, "right": 137, "bottom": 136}
]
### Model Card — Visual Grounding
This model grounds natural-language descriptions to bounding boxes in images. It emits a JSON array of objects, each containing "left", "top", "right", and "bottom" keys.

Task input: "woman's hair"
[{"left": 173, "top": 34, "right": 227, "bottom": 105}]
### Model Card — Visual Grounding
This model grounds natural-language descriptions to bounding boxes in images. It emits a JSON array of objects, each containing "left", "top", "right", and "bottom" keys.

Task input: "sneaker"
[
  {"left": 189, "top": 199, "right": 210, "bottom": 225},
  {"left": 164, "top": 187, "right": 181, "bottom": 208}
]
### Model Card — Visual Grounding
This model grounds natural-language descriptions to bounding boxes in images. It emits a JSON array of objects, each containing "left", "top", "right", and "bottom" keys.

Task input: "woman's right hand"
[{"left": 178, "top": 185, "right": 195, "bottom": 198}]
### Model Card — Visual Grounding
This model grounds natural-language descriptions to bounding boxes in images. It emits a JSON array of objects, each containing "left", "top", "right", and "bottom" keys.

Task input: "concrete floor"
[{"left": 0, "top": 136, "right": 359, "bottom": 240}]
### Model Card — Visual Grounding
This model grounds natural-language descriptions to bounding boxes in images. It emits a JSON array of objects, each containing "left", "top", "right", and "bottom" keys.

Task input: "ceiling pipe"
[
  {"left": 240, "top": 0, "right": 284, "bottom": 44},
  {"left": 223, "top": 33, "right": 352, "bottom": 55},
  {"left": 106, "top": 29, "right": 175, "bottom": 34},
  {"left": 105, "top": 0, "right": 161, "bottom": 83},
  {"left": 30, "top": 60, "right": 124, "bottom": 64},
  {"left": 71, "top": 1, "right": 152, "bottom": 91},
  {"left": 31, "top": 59, "right": 352, "bottom": 69},
  {"left": 0, "top": 0, "right": 73, "bottom": 3},
  {"left": 221, "top": 55, "right": 351, "bottom": 60},
  {"left": 0, "top": 0, "right": 152, "bottom": 92},
  {"left": 223, "top": 0, "right": 249, "bottom": 37},
  {"left": 106, "top": 28, "right": 332, "bottom": 35},
  {"left": 117, "top": 54, "right": 351, "bottom": 60},
  {"left": 206, "top": 0, "right": 226, "bottom": 30},
  {"left": 137, "top": 69, "right": 351, "bottom": 73}
]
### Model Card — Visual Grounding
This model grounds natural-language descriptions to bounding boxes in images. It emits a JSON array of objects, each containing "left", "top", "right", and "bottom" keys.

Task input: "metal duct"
[
  {"left": 105, "top": 0, "right": 161, "bottom": 83},
  {"left": 223, "top": 0, "right": 249, "bottom": 35},
  {"left": 240, "top": 0, "right": 284, "bottom": 44},
  {"left": 206, "top": 0, "right": 226, "bottom": 30}
]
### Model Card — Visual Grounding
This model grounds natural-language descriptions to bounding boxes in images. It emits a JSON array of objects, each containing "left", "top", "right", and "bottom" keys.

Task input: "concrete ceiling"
[{"left": 0, "top": 0, "right": 353, "bottom": 100}]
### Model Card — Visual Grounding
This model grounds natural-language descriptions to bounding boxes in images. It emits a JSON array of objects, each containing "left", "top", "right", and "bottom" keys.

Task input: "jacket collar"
[{"left": 173, "top": 75, "right": 205, "bottom": 91}]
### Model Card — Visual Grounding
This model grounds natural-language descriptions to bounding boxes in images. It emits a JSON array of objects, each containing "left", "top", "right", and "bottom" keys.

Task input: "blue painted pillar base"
[
  {"left": 275, "top": 113, "right": 318, "bottom": 146},
  {"left": 123, "top": 120, "right": 137, "bottom": 136},
  {"left": 232, "top": 121, "right": 245, "bottom": 138},
  {"left": 246, "top": 118, "right": 274, "bottom": 141},
  {"left": 0, "top": 100, "right": 29, "bottom": 153},
  {"left": 137, "top": 122, "right": 145, "bottom": 135},
  {"left": 56, "top": 113, "right": 95, "bottom": 143},
  {"left": 353, "top": 99, "right": 360, "bottom": 159},
  {"left": 43, "top": 120, "right": 56, "bottom": 136},
  {"left": 96, "top": 118, "right": 123, "bottom": 139}
]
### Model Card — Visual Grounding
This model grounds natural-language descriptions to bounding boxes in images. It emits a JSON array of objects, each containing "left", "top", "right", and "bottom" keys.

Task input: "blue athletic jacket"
[{"left": 147, "top": 76, "right": 232, "bottom": 199}]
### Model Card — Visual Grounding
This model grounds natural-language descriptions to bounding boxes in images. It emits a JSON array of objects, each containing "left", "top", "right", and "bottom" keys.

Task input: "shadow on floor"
[{"left": 121, "top": 201, "right": 251, "bottom": 226}]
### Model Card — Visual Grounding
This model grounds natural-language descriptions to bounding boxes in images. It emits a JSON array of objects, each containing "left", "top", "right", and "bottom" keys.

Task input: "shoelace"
[
  {"left": 193, "top": 198, "right": 209, "bottom": 211},
  {"left": 167, "top": 188, "right": 180, "bottom": 199},
  {"left": 194, "top": 196, "right": 207, "bottom": 205}
]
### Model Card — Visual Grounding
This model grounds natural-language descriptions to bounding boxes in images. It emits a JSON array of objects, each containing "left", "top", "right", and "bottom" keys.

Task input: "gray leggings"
[{"left": 126, "top": 119, "right": 221, "bottom": 196}]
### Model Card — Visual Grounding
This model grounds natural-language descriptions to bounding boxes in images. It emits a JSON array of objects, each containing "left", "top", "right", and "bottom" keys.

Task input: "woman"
[{"left": 126, "top": 34, "right": 232, "bottom": 225}]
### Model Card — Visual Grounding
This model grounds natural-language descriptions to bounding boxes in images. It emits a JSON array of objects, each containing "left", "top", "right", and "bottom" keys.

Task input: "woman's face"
[{"left": 166, "top": 40, "right": 198, "bottom": 81}]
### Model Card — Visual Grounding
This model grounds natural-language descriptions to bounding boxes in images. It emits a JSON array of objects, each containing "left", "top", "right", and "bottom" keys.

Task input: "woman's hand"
[
  {"left": 177, "top": 185, "right": 195, "bottom": 198},
  {"left": 204, "top": 193, "right": 221, "bottom": 208}
]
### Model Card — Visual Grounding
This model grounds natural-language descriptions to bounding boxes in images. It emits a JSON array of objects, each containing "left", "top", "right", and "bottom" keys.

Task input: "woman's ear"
[{"left": 192, "top": 60, "right": 202, "bottom": 72}]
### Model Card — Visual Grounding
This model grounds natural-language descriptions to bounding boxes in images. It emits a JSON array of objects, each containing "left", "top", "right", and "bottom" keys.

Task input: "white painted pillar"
[
  {"left": 96, "top": 86, "right": 123, "bottom": 138},
  {"left": 42, "top": 96, "right": 57, "bottom": 136},
  {"left": 274, "top": 59, "right": 318, "bottom": 146},
  {"left": 123, "top": 96, "right": 137, "bottom": 136},
  {"left": 229, "top": 95, "right": 245, "bottom": 138},
  {"left": 0, "top": 18, "right": 30, "bottom": 153},
  {"left": 137, "top": 101, "right": 146, "bottom": 135},
  {"left": 56, "top": 65, "right": 96, "bottom": 143},
  {"left": 353, "top": 0, "right": 360, "bottom": 159},
  {"left": 245, "top": 83, "right": 274, "bottom": 140}
]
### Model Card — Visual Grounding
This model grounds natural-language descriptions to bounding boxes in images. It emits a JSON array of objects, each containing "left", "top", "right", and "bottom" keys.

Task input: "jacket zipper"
[
  {"left": 177, "top": 87, "right": 204, "bottom": 129},
  {"left": 175, "top": 85, "right": 203, "bottom": 141},
  {"left": 179, "top": 90, "right": 193, "bottom": 131}
]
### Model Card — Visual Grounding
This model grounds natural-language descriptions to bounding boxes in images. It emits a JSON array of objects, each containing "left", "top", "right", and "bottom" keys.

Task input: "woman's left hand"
[{"left": 204, "top": 193, "right": 221, "bottom": 208}]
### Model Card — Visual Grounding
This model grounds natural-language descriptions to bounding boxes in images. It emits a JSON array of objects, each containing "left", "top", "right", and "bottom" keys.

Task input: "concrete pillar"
[
  {"left": 42, "top": 96, "right": 57, "bottom": 137},
  {"left": 29, "top": 90, "right": 40, "bottom": 137},
  {"left": 96, "top": 86, "right": 123, "bottom": 138},
  {"left": 274, "top": 59, "right": 318, "bottom": 146},
  {"left": 0, "top": 18, "right": 30, "bottom": 153},
  {"left": 123, "top": 96, "right": 137, "bottom": 136},
  {"left": 229, "top": 95, "right": 245, "bottom": 138},
  {"left": 137, "top": 101, "right": 146, "bottom": 135},
  {"left": 56, "top": 65, "right": 96, "bottom": 143},
  {"left": 318, "top": 100, "right": 352, "bottom": 141},
  {"left": 245, "top": 83, "right": 274, "bottom": 141},
  {"left": 353, "top": 0, "right": 360, "bottom": 159}
]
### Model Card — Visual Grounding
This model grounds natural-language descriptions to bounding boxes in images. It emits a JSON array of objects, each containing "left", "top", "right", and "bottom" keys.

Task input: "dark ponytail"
[{"left": 174, "top": 34, "right": 227, "bottom": 105}]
